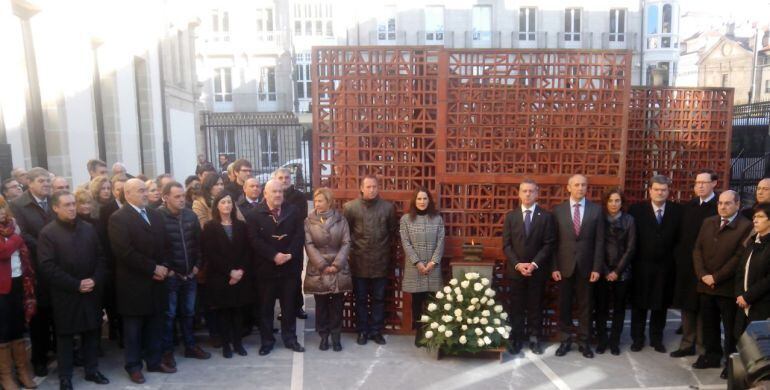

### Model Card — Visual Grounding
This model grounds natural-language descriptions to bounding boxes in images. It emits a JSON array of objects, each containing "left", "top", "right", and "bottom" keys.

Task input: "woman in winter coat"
[
  {"left": 736, "top": 203, "right": 770, "bottom": 336},
  {"left": 399, "top": 187, "right": 445, "bottom": 346},
  {"left": 304, "top": 188, "right": 351, "bottom": 352},
  {"left": 0, "top": 196, "right": 37, "bottom": 390},
  {"left": 201, "top": 192, "right": 253, "bottom": 358}
]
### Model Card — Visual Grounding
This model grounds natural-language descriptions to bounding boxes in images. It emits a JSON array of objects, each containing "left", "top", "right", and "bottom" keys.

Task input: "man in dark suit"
[
  {"left": 9, "top": 167, "right": 54, "bottom": 376},
  {"left": 99, "top": 174, "right": 128, "bottom": 343},
  {"left": 236, "top": 177, "right": 262, "bottom": 216},
  {"left": 552, "top": 174, "right": 604, "bottom": 358},
  {"left": 628, "top": 175, "right": 683, "bottom": 353},
  {"left": 741, "top": 178, "right": 770, "bottom": 219},
  {"left": 503, "top": 179, "right": 555, "bottom": 355},
  {"left": 692, "top": 190, "right": 752, "bottom": 379},
  {"left": 671, "top": 169, "right": 719, "bottom": 357},
  {"left": 108, "top": 179, "right": 175, "bottom": 384},
  {"left": 246, "top": 179, "right": 306, "bottom": 356}
]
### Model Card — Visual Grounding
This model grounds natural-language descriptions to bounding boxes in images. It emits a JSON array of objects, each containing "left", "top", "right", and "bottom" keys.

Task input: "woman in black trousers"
[
  {"left": 201, "top": 192, "right": 253, "bottom": 358},
  {"left": 736, "top": 203, "right": 770, "bottom": 336},
  {"left": 595, "top": 188, "right": 636, "bottom": 355}
]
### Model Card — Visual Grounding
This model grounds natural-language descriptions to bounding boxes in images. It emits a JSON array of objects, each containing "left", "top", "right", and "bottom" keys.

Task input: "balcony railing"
[
  {"left": 416, "top": 30, "right": 455, "bottom": 47},
  {"left": 464, "top": 30, "right": 501, "bottom": 48},
  {"left": 601, "top": 32, "right": 638, "bottom": 51},
  {"left": 368, "top": 30, "right": 407, "bottom": 45},
  {"left": 511, "top": 31, "right": 548, "bottom": 48},
  {"left": 646, "top": 33, "right": 679, "bottom": 50},
  {"left": 557, "top": 31, "right": 593, "bottom": 49}
]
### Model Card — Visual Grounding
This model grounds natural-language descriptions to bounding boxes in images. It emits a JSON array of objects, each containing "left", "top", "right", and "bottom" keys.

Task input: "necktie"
[
  {"left": 39, "top": 199, "right": 48, "bottom": 212},
  {"left": 524, "top": 210, "right": 532, "bottom": 237},
  {"left": 656, "top": 209, "right": 663, "bottom": 224},
  {"left": 140, "top": 209, "right": 151, "bottom": 225},
  {"left": 720, "top": 218, "right": 728, "bottom": 231},
  {"left": 572, "top": 203, "right": 581, "bottom": 236}
]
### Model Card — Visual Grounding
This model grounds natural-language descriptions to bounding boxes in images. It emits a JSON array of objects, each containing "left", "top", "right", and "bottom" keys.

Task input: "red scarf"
[{"left": 0, "top": 218, "right": 36, "bottom": 323}]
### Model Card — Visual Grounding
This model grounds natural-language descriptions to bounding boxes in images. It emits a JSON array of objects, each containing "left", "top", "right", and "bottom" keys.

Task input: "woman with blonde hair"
[
  {"left": 74, "top": 189, "right": 97, "bottom": 225},
  {"left": 88, "top": 176, "right": 112, "bottom": 220}
]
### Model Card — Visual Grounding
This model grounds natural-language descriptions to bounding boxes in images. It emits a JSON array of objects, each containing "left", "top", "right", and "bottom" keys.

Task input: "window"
[
  {"left": 647, "top": 5, "right": 658, "bottom": 34},
  {"left": 326, "top": 21, "right": 333, "bottom": 37},
  {"left": 519, "top": 7, "right": 536, "bottom": 41},
  {"left": 259, "top": 67, "right": 276, "bottom": 101},
  {"left": 766, "top": 80, "right": 770, "bottom": 93},
  {"left": 425, "top": 6, "right": 444, "bottom": 42},
  {"left": 316, "top": 20, "right": 323, "bottom": 35},
  {"left": 377, "top": 6, "right": 396, "bottom": 41},
  {"left": 295, "top": 21, "right": 302, "bottom": 35},
  {"left": 211, "top": 9, "right": 230, "bottom": 41},
  {"left": 295, "top": 53, "right": 311, "bottom": 100},
  {"left": 564, "top": 8, "right": 581, "bottom": 41},
  {"left": 260, "top": 129, "right": 279, "bottom": 167},
  {"left": 214, "top": 68, "right": 232, "bottom": 102},
  {"left": 256, "top": 8, "right": 274, "bottom": 40},
  {"left": 305, "top": 21, "right": 312, "bottom": 35},
  {"left": 472, "top": 5, "right": 491, "bottom": 42},
  {"left": 722, "top": 74, "right": 729, "bottom": 87},
  {"left": 609, "top": 9, "right": 625, "bottom": 42},
  {"left": 662, "top": 4, "right": 672, "bottom": 47}
]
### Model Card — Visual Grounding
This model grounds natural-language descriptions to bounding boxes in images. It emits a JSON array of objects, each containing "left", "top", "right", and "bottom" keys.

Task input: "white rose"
[
  {"left": 477, "top": 338, "right": 485, "bottom": 346},
  {"left": 425, "top": 330, "right": 434, "bottom": 339},
  {"left": 420, "top": 315, "right": 430, "bottom": 322},
  {"left": 460, "top": 280, "right": 470, "bottom": 288},
  {"left": 481, "top": 310, "right": 490, "bottom": 317},
  {"left": 430, "top": 322, "right": 439, "bottom": 329},
  {"left": 471, "top": 297, "right": 479, "bottom": 304},
  {"left": 500, "top": 312, "right": 508, "bottom": 320},
  {"left": 438, "top": 325, "right": 446, "bottom": 333},
  {"left": 464, "top": 272, "right": 474, "bottom": 279},
  {"left": 444, "top": 330, "right": 453, "bottom": 338},
  {"left": 502, "top": 331, "right": 510, "bottom": 339},
  {"left": 461, "top": 325, "right": 468, "bottom": 331},
  {"left": 455, "top": 316, "right": 462, "bottom": 322},
  {"left": 453, "top": 287, "right": 462, "bottom": 295},
  {"left": 497, "top": 327, "right": 506, "bottom": 335},
  {"left": 441, "top": 315, "right": 452, "bottom": 322},
  {"left": 435, "top": 291, "right": 444, "bottom": 299},
  {"left": 474, "top": 328, "right": 483, "bottom": 336},
  {"left": 468, "top": 272, "right": 480, "bottom": 280},
  {"left": 480, "top": 318, "right": 489, "bottom": 325},
  {"left": 454, "top": 308, "right": 463, "bottom": 317},
  {"left": 483, "top": 336, "right": 492, "bottom": 345},
  {"left": 446, "top": 294, "right": 454, "bottom": 302},
  {"left": 473, "top": 283, "right": 483, "bottom": 291},
  {"left": 504, "top": 325, "right": 512, "bottom": 332},
  {"left": 473, "top": 317, "right": 480, "bottom": 324},
  {"left": 484, "top": 289, "right": 496, "bottom": 297},
  {"left": 456, "top": 295, "right": 464, "bottom": 302},
  {"left": 493, "top": 318, "right": 501, "bottom": 325},
  {"left": 443, "top": 286, "right": 452, "bottom": 294},
  {"left": 481, "top": 278, "right": 490, "bottom": 286},
  {"left": 467, "top": 305, "right": 475, "bottom": 312},
  {"left": 427, "top": 303, "right": 437, "bottom": 312},
  {"left": 449, "top": 278, "right": 458, "bottom": 286},
  {"left": 480, "top": 297, "right": 488, "bottom": 304},
  {"left": 486, "top": 326, "right": 494, "bottom": 334},
  {"left": 494, "top": 305, "right": 503, "bottom": 313},
  {"left": 459, "top": 335, "right": 467, "bottom": 344},
  {"left": 466, "top": 318, "right": 473, "bottom": 324},
  {"left": 443, "top": 303, "right": 452, "bottom": 311}
]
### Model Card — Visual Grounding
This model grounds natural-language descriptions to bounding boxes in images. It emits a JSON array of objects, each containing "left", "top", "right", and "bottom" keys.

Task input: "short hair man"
[
  {"left": 2, "top": 178, "right": 23, "bottom": 201},
  {"left": 86, "top": 159, "right": 108, "bottom": 180},
  {"left": 51, "top": 177, "right": 70, "bottom": 194},
  {"left": 11, "top": 167, "right": 29, "bottom": 191},
  {"left": 236, "top": 177, "right": 262, "bottom": 216},
  {"left": 38, "top": 191, "right": 110, "bottom": 389},
  {"left": 741, "top": 178, "right": 770, "bottom": 219},
  {"left": 224, "top": 159, "right": 252, "bottom": 200}
]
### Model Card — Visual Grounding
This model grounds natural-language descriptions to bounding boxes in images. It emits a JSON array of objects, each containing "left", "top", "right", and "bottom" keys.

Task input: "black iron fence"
[
  {"left": 201, "top": 111, "right": 312, "bottom": 195},
  {"left": 731, "top": 100, "right": 770, "bottom": 204}
]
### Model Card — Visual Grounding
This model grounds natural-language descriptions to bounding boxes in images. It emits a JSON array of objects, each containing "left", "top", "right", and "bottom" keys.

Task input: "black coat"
[
  {"left": 108, "top": 204, "right": 170, "bottom": 316},
  {"left": 157, "top": 207, "right": 201, "bottom": 276},
  {"left": 37, "top": 218, "right": 106, "bottom": 335},
  {"left": 246, "top": 201, "right": 304, "bottom": 279},
  {"left": 10, "top": 191, "right": 53, "bottom": 305},
  {"left": 502, "top": 205, "right": 556, "bottom": 279},
  {"left": 736, "top": 233, "right": 770, "bottom": 324},
  {"left": 201, "top": 220, "right": 254, "bottom": 308},
  {"left": 236, "top": 195, "right": 261, "bottom": 218},
  {"left": 224, "top": 181, "right": 243, "bottom": 202},
  {"left": 629, "top": 201, "right": 682, "bottom": 309},
  {"left": 98, "top": 200, "right": 121, "bottom": 272},
  {"left": 552, "top": 200, "right": 605, "bottom": 278},
  {"left": 284, "top": 186, "right": 308, "bottom": 220},
  {"left": 603, "top": 212, "right": 636, "bottom": 281},
  {"left": 673, "top": 195, "right": 718, "bottom": 310}
]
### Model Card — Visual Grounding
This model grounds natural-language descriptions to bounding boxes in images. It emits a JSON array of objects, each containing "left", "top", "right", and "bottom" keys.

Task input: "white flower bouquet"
[{"left": 418, "top": 272, "right": 511, "bottom": 354}]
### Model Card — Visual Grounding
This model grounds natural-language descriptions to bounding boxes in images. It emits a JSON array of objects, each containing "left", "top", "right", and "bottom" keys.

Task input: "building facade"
[{"left": 0, "top": 0, "right": 200, "bottom": 185}]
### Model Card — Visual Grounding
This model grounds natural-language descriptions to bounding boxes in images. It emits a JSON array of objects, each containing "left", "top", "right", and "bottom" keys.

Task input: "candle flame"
[{"left": 471, "top": 239, "right": 475, "bottom": 245}]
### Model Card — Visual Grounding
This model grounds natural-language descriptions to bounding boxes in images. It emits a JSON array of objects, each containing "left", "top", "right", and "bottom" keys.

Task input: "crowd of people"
[{"left": 0, "top": 155, "right": 767, "bottom": 389}]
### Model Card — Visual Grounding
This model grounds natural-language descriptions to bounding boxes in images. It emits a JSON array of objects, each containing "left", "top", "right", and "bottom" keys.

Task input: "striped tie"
[{"left": 572, "top": 203, "right": 581, "bottom": 236}]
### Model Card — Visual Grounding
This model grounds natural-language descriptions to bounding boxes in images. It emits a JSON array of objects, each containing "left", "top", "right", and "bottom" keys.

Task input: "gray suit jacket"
[{"left": 552, "top": 199, "right": 605, "bottom": 279}]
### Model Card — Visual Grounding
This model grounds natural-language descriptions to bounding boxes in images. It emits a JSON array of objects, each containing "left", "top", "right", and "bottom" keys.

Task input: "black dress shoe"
[
  {"left": 60, "top": 377, "right": 73, "bottom": 390},
  {"left": 296, "top": 309, "right": 308, "bottom": 319},
  {"left": 630, "top": 342, "right": 644, "bottom": 352},
  {"left": 555, "top": 342, "right": 571, "bottom": 357},
  {"left": 651, "top": 343, "right": 667, "bottom": 353},
  {"left": 234, "top": 344, "right": 247, "bottom": 356},
  {"left": 285, "top": 342, "right": 305, "bottom": 353},
  {"left": 692, "top": 355, "right": 721, "bottom": 369},
  {"left": 507, "top": 340, "right": 522, "bottom": 355},
  {"left": 222, "top": 344, "right": 233, "bottom": 358},
  {"left": 34, "top": 363, "right": 49, "bottom": 377},
  {"left": 610, "top": 345, "right": 620, "bottom": 355},
  {"left": 720, "top": 367, "right": 728, "bottom": 380},
  {"left": 596, "top": 341, "right": 607, "bottom": 354},
  {"left": 670, "top": 346, "right": 696, "bottom": 358},
  {"left": 259, "top": 345, "right": 273, "bottom": 356},
  {"left": 579, "top": 344, "right": 594, "bottom": 358},
  {"left": 357, "top": 333, "right": 368, "bottom": 345},
  {"left": 530, "top": 341, "right": 543, "bottom": 355},
  {"left": 84, "top": 371, "right": 110, "bottom": 385},
  {"left": 319, "top": 336, "right": 330, "bottom": 351},
  {"left": 332, "top": 342, "right": 342, "bottom": 352},
  {"left": 370, "top": 334, "right": 386, "bottom": 345}
]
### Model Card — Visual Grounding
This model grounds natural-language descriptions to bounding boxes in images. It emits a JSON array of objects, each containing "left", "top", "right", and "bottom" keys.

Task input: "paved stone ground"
[{"left": 31, "top": 302, "right": 727, "bottom": 390}]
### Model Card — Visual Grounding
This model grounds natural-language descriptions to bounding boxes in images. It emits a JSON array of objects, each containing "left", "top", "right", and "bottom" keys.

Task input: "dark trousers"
[
  {"left": 631, "top": 307, "right": 667, "bottom": 345},
  {"left": 196, "top": 282, "right": 218, "bottom": 338},
  {"left": 353, "top": 277, "right": 387, "bottom": 335},
  {"left": 700, "top": 293, "right": 736, "bottom": 362},
  {"left": 509, "top": 272, "right": 548, "bottom": 342},
  {"left": 410, "top": 292, "right": 429, "bottom": 331},
  {"left": 295, "top": 275, "right": 304, "bottom": 312},
  {"left": 103, "top": 280, "right": 122, "bottom": 342},
  {"left": 258, "top": 277, "right": 298, "bottom": 347},
  {"left": 558, "top": 273, "right": 593, "bottom": 343},
  {"left": 122, "top": 313, "right": 164, "bottom": 373},
  {"left": 315, "top": 293, "right": 343, "bottom": 337},
  {"left": 594, "top": 279, "right": 630, "bottom": 346},
  {"left": 163, "top": 276, "right": 197, "bottom": 352},
  {"left": 29, "top": 305, "right": 55, "bottom": 366},
  {"left": 216, "top": 308, "right": 243, "bottom": 347},
  {"left": 57, "top": 328, "right": 99, "bottom": 380}
]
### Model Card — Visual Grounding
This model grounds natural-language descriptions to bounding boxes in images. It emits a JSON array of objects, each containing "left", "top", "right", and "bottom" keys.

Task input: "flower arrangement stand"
[
  {"left": 435, "top": 346, "right": 505, "bottom": 362},
  {"left": 450, "top": 260, "right": 495, "bottom": 281}
]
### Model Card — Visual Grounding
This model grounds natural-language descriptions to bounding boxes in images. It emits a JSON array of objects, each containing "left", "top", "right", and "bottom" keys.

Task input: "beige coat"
[{"left": 303, "top": 209, "right": 352, "bottom": 295}]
